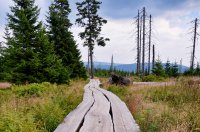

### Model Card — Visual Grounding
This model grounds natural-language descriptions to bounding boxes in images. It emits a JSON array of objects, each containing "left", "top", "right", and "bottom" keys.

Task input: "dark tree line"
[
  {"left": 0, "top": 0, "right": 88, "bottom": 84},
  {"left": 151, "top": 60, "right": 179, "bottom": 78},
  {"left": 94, "top": 68, "right": 134, "bottom": 78}
]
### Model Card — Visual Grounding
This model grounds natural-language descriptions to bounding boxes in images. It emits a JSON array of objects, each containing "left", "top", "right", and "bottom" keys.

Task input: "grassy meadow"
[
  {"left": 0, "top": 80, "right": 86, "bottom": 132},
  {"left": 100, "top": 77, "right": 200, "bottom": 132},
  {"left": 0, "top": 77, "right": 200, "bottom": 132}
]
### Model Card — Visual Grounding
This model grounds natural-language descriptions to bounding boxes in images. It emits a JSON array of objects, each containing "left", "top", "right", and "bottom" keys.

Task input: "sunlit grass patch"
[
  {"left": 0, "top": 79, "right": 86, "bottom": 132},
  {"left": 106, "top": 77, "right": 200, "bottom": 132}
]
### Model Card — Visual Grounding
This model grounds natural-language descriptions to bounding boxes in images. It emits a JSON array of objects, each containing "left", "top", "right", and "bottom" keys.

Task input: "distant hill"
[{"left": 84, "top": 62, "right": 189, "bottom": 73}]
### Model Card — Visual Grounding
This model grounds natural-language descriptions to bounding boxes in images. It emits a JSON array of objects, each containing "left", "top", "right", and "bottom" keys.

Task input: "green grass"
[
  {"left": 107, "top": 78, "right": 200, "bottom": 132},
  {"left": 0, "top": 80, "right": 86, "bottom": 132}
]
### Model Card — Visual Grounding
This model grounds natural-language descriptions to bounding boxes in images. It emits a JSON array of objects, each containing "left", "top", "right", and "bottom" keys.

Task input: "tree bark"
[
  {"left": 191, "top": 18, "right": 197, "bottom": 70},
  {"left": 137, "top": 10, "right": 140, "bottom": 74},
  {"left": 152, "top": 44, "right": 155, "bottom": 69},
  {"left": 148, "top": 15, "right": 152, "bottom": 74},
  {"left": 142, "top": 7, "right": 146, "bottom": 76}
]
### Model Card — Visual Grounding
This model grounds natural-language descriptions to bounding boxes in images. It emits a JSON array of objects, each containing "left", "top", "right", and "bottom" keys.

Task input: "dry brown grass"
[{"left": 105, "top": 77, "right": 200, "bottom": 132}]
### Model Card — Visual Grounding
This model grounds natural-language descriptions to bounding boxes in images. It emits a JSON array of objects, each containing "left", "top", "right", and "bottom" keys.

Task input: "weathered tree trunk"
[
  {"left": 110, "top": 55, "right": 114, "bottom": 73},
  {"left": 179, "top": 58, "right": 182, "bottom": 73},
  {"left": 142, "top": 7, "right": 146, "bottom": 76},
  {"left": 152, "top": 44, "right": 155, "bottom": 69},
  {"left": 191, "top": 18, "right": 197, "bottom": 70},
  {"left": 148, "top": 15, "right": 152, "bottom": 75},
  {"left": 136, "top": 10, "right": 140, "bottom": 74},
  {"left": 87, "top": 48, "right": 90, "bottom": 74},
  {"left": 89, "top": 46, "right": 94, "bottom": 79},
  {"left": 139, "top": 15, "right": 142, "bottom": 75}
]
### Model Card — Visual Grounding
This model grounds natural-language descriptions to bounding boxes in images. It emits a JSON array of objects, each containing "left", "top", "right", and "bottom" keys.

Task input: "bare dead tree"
[
  {"left": 135, "top": 7, "right": 154, "bottom": 76},
  {"left": 110, "top": 54, "right": 114, "bottom": 73},
  {"left": 148, "top": 15, "right": 152, "bottom": 74},
  {"left": 152, "top": 44, "right": 155, "bottom": 69},
  {"left": 142, "top": 7, "right": 146, "bottom": 76},
  {"left": 136, "top": 10, "right": 140, "bottom": 74},
  {"left": 179, "top": 58, "right": 182, "bottom": 74},
  {"left": 191, "top": 18, "right": 198, "bottom": 70},
  {"left": 139, "top": 13, "right": 143, "bottom": 75}
]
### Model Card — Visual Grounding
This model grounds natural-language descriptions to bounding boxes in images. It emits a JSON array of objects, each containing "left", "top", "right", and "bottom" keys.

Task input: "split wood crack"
[{"left": 55, "top": 79, "right": 140, "bottom": 132}]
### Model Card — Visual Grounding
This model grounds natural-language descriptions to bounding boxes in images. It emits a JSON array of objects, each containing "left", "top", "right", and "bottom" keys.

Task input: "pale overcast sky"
[{"left": 1, "top": 0, "right": 200, "bottom": 66}]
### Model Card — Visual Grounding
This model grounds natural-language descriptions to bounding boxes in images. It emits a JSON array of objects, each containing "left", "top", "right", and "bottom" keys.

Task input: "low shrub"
[
  {"left": 12, "top": 83, "right": 47, "bottom": 97},
  {"left": 34, "top": 103, "right": 64, "bottom": 131},
  {"left": 0, "top": 108, "right": 37, "bottom": 132},
  {"left": 142, "top": 75, "right": 157, "bottom": 82},
  {"left": 0, "top": 80, "right": 85, "bottom": 131},
  {"left": 135, "top": 109, "right": 159, "bottom": 132},
  {"left": 0, "top": 90, "right": 12, "bottom": 106},
  {"left": 142, "top": 75, "right": 166, "bottom": 82},
  {"left": 107, "top": 85, "right": 129, "bottom": 100}
]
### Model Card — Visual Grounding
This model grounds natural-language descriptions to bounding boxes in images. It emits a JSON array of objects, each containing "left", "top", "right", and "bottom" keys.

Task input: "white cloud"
[
  {"left": 72, "top": 15, "right": 200, "bottom": 67},
  {"left": 154, "top": 17, "right": 190, "bottom": 65},
  {"left": 1, "top": 0, "right": 200, "bottom": 67},
  {"left": 72, "top": 18, "right": 136, "bottom": 64}
]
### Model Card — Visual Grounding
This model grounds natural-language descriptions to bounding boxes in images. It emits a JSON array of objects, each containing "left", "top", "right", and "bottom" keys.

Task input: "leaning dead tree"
[{"left": 190, "top": 18, "right": 199, "bottom": 70}]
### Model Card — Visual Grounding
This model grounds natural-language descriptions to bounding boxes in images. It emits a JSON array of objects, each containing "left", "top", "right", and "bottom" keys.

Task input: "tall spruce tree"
[
  {"left": 76, "top": 0, "right": 109, "bottom": 78},
  {"left": 4, "top": 0, "right": 69, "bottom": 84},
  {"left": 47, "top": 0, "right": 86, "bottom": 79},
  {"left": 171, "top": 62, "right": 179, "bottom": 77},
  {"left": 165, "top": 60, "right": 172, "bottom": 77},
  {"left": 152, "top": 60, "right": 166, "bottom": 77}
]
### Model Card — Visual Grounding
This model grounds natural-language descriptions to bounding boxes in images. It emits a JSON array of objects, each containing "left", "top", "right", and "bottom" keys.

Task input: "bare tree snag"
[
  {"left": 152, "top": 44, "right": 155, "bottom": 69},
  {"left": 142, "top": 7, "right": 146, "bottom": 76},
  {"left": 148, "top": 15, "right": 152, "bottom": 75},
  {"left": 136, "top": 10, "right": 140, "bottom": 74},
  {"left": 191, "top": 18, "right": 198, "bottom": 70}
]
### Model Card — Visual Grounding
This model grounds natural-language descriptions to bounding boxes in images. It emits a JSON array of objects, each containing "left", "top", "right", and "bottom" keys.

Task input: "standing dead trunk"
[
  {"left": 191, "top": 18, "right": 197, "bottom": 70},
  {"left": 142, "top": 7, "right": 146, "bottom": 76},
  {"left": 148, "top": 15, "right": 152, "bottom": 75},
  {"left": 137, "top": 10, "right": 140, "bottom": 74},
  {"left": 152, "top": 44, "right": 155, "bottom": 69}
]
